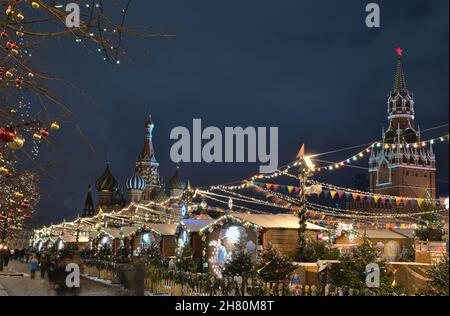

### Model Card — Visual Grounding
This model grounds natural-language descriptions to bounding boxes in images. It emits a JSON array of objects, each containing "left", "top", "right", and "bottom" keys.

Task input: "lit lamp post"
[{"left": 297, "top": 155, "right": 315, "bottom": 261}]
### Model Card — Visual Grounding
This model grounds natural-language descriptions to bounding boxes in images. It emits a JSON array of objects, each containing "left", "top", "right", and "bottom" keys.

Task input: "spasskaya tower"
[{"left": 368, "top": 49, "right": 436, "bottom": 199}]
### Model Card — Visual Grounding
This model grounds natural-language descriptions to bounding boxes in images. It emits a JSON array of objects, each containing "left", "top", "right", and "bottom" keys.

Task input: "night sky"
[{"left": 30, "top": 0, "right": 449, "bottom": 226}]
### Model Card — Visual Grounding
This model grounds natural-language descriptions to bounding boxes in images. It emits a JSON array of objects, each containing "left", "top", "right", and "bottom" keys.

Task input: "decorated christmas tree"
[
  {"left": 414, "top": 203, "right": 444, "bottom": 241},
  {"left": 419, "top": 255, "right": 449, "bottom": 296},
  {"left": 223, "top": 246, "right": 255, "bottom": 279},
  {"left": 328, "top": 238, "right": 405, "bottom": 296},
  {"left": 256, "top": 244, "right": 296, "bottom": 284},
  {"left": 297, "top": 238, "right": 340, "bottom": 262}
]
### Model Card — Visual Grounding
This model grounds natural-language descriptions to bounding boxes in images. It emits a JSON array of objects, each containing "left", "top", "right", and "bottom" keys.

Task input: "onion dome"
[
  {"left": 126, "top": 169, "right": 147, "bottom": 191},
  {"left": 95, "top": 163, "right": 118, "bottom": 192},
  {"left": 168, "top": 166, "right": 186, "bottom": 190}
]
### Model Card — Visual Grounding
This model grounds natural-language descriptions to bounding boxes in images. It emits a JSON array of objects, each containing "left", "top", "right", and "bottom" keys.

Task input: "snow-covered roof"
[
  {"left": 354, "top": 228, "right": 408, "bottom": 239},
  {"left": 181, "top": 219, "right": 215, "bottom": 232},
  {"left": 389, "top": 228, "right": 415, "bottom": 239},
  {"left": 233, "top": 213, "right": 326, "bottom": 231},
  {"left": 146, "top": 223, "right": 179, "bottom": 236},
  {"left": 61, "top": 234, "right": 89, "bottom": 243}
]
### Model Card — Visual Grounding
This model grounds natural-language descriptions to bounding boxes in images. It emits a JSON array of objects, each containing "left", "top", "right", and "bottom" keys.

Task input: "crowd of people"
[
  {"left": 0, "top": 246, "right": 31, "bottom": 271},
  {"left": 0, "top": 246, "right": 78, "bottom": 295}
]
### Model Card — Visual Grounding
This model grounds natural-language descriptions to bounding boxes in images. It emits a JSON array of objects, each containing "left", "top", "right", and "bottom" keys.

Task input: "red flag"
[{"left": 296, "top": 144, "right": 305, "bottom": 159}]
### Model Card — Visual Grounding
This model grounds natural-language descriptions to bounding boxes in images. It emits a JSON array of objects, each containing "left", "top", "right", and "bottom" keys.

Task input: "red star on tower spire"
[{"left": 396, "top": 47, "right": 403, "bottom": 57}]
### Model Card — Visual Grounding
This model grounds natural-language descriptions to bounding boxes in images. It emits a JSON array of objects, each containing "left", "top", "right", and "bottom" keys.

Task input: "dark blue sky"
[{"left": 30, "top": 0, "right": 449, "bottom": 225}]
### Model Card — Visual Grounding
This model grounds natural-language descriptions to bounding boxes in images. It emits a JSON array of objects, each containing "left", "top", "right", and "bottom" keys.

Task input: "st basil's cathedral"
[{"left": 80, "top": 115, "right": 187, "bottom": 218}]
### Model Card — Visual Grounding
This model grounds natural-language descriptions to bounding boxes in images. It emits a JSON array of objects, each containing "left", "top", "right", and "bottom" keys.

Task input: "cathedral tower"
[
  {"left": 135, "top": 114, "right": 161, "bottom": 201},
  {"left": 81, "top": 185, "right": 95, "bottom": 217},
  {"left": 369, "top": 49, "right": 436, "bottom": 199}
]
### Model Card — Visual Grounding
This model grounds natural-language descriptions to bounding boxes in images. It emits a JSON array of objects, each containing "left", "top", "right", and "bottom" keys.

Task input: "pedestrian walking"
[
  {"left": 30, "top": 255, "right": 39, "bottom": 278},
  {"left": 3, "top": 247, "right": 10, "bottom": 267},
  {"left": 40, "top": 254, "right": 49, "bottom": 279}
]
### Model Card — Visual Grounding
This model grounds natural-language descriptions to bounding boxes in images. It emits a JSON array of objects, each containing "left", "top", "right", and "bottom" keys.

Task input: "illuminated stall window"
[
  {"left": 141, "top": 232, "right": 156, "bottom": 248},
  {"left": 56, "top": 239, "right": 65, "bottom": 251},
  {"left": 98, "top": 235, "right": 112, "bottom": 249}
]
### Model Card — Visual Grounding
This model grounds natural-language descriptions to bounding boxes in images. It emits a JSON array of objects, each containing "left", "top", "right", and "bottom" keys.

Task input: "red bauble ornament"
[
  {"left": 39, "top": 128, "right": 49, "bottom": 136},
  {"left": 0, "top": 127, "right": 15, "bottom": 142},
  {"left": 0, "top": 31, "right": 8, "bottom": 38},
  {"left": 15, "top": 77, "right": 23, "bottom": 87},
  {"left": 20, "top": 201, "right": 30, "bottom": 208}
]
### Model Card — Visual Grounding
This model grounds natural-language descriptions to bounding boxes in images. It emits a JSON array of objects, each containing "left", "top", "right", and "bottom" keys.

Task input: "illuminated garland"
[
  {"left": 195, "top": 191, "right": 267, "bottom": 214},
  {"left": 199, "top": 214, "right": 263, "bottom": 235},
  {"left": 311, "top": 134, "right": 449, "bottom": 173},
  {"left": 307, "top": 202, "right": 447, "bottom": 219},
  {"left": 308, "top": 179, "right": 444, "bottom": 206},
  {"left": 201, "top": 189, "right": 291, "bottom": 211},
  {"left": 199, "top": 133, "right": 449, "bottom": 192}
]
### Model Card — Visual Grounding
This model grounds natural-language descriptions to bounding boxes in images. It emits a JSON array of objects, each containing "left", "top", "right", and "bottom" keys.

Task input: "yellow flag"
[
  {"left": 373, "top": 195, "right": 380, "bottom": 203},
  {"left": 330, "top": 191, "right": 337, "bottom": 199},
  {"left": 417, "top": 198, "right": 424, "bottom": 207}
]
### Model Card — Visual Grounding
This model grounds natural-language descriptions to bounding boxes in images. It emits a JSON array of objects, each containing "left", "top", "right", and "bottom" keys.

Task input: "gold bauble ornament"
[
  {"left": 14, "top": 192, "right": 24, "bottom": 198},
  {"left": 32, "top": 133, "right": 42, "bottom": 141},
  {"left": 7, "top": 135, "right": 25, "bottom": 150},
  {"left": 50, "top": 121, "right": 60, "bottom": 131}
]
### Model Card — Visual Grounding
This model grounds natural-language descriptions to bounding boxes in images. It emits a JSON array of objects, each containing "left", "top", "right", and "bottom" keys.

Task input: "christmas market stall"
[
  {"left": 199, "top": 213, "right": 326, "bottom": 277},
  {"left": 414, "top": 240, "right": 448, "bottom": 264},
  {"left": 176, "top": 219, "right": 215, "bottom": 260},
  {"left": 334, "top": 228, "right": 411, "bottom": 261},
  {"left": 128, "top": 223, "right": 179, "bottom": 257}
]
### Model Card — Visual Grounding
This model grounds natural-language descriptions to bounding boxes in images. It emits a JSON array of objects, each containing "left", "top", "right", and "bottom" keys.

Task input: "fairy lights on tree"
[{"left": 1, "top": 0, "right": 172, "bottom": 241}]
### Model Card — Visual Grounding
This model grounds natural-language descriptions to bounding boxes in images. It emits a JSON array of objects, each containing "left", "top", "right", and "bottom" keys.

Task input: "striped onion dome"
[
  {"left": 126, "top": 170, "right": 147, "bottom": 191},
  {"left": 95, "top": 163, "right": 119, "bottom": 192}
]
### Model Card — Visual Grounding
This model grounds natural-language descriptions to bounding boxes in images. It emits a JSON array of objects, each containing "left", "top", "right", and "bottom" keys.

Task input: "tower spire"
[
  {"left": 138, "top": 114, "right": 156, "bottom": 161},
  {"left": 82, "top": 185, "right": 95, "bottom": 217},
  {"left": 393, "top": 47, "right": 407, "bottom": 93}
]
